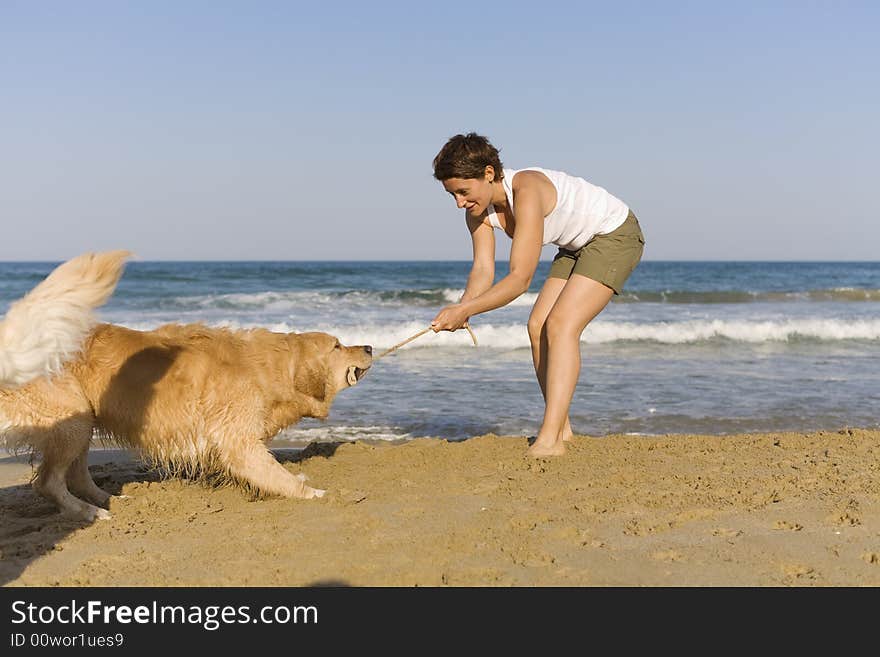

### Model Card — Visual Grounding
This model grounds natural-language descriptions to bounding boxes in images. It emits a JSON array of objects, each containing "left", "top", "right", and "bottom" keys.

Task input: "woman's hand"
[{"left": 431, "top": 304, "right": 470, "bottom": 332}]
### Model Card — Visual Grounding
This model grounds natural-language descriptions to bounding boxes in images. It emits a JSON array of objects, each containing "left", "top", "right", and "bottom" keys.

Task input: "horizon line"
[{"left": 1, "top": 258, "right": 879, "bottom": 265}]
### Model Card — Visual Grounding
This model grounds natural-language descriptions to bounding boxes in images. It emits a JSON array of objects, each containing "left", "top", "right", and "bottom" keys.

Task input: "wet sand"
[{"left": 2, "top": 429, "right": 879, "bottom": 586}]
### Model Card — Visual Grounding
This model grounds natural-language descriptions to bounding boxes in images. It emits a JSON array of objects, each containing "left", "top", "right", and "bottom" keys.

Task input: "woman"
[{"left": 431, "top": 133, "right": 644, "bottom": 456}]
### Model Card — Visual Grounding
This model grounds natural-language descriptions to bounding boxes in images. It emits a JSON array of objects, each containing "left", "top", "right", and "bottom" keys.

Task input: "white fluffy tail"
[{"left": 0, "top": 250, "right": 132, "bottom": 387}]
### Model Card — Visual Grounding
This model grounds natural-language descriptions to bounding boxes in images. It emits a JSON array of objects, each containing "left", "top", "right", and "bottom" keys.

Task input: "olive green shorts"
[{"left": 547, "top": 210, "right": 645, "bottom": 294}]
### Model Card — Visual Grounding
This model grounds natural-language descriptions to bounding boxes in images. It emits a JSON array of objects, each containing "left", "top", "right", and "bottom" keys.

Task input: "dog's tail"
[{"left": 0, "top": 250, "right": 132, "bottom": 387}]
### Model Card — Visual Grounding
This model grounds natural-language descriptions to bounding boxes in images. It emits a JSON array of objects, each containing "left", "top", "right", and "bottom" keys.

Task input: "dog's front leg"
[
  {"left": 222, "top": 443, "right": 324, "bottom": 499},
  {"left": 34, "top": 455, "right": 111, "bottom": 521}
]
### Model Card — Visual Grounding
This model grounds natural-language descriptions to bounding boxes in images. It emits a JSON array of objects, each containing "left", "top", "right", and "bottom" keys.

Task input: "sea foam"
[{"left": 118, "top": 317, "right": 880, "bottom": 349}]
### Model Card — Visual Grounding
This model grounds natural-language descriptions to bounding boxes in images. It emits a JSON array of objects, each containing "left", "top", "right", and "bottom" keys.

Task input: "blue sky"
[{"left": 1, "top": 1, "right": 877, "bottom": 261}]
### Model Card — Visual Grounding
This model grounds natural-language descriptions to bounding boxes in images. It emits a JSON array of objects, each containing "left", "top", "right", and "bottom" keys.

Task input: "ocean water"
[{"left": 2, "top": 260, "right": 878, "bottom": 444}]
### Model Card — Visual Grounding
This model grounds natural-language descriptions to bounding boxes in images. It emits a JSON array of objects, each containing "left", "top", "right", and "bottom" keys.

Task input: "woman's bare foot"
[{"left": 527, "top": 436, "right": 566, "bottom": 457}]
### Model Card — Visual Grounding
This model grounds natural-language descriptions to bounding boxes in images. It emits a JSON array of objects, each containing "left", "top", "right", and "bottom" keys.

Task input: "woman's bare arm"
[
  {"left": 458, "top": 185, "right": 543, "bottom": 317},
  {"left": 460, "top": 212, "right": 495, "bottom": 302}
]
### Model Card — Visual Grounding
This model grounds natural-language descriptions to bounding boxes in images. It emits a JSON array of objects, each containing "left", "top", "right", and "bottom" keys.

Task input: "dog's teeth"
[{"left": 347, "top": 367, "right": 357, "bottom": 386}]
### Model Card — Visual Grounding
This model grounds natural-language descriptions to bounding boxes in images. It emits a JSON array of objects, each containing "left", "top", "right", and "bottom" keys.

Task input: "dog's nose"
[{"left": 364, "top": 345, "right": 372, "bottom": 355}]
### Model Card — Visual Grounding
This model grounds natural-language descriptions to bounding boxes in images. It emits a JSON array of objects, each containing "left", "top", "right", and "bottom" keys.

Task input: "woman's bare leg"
[
  {"left": 527, "top": 278, "right": 574, "bottom": 441},
  {"left": 528, "top": 275, "right": 614, "bottom": 457}
]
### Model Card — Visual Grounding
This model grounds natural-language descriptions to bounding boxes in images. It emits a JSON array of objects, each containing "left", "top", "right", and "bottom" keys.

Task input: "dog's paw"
[
  {"left": 295, "top": 473, "right": 310, "bottom": 482},
  {"left": 77, "top": 506, "right": 112, "bottom": 521},
  {"left": 305, "top": 487, "right": 326, "bottom": 499},
  {"left": 67, "top": 505, "right": 113, "bottom": 522}
]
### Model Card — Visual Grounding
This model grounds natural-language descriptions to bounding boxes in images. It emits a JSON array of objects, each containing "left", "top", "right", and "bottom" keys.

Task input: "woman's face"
[{"left": 441, "top": 174, "right": 494, "bottom": 217}]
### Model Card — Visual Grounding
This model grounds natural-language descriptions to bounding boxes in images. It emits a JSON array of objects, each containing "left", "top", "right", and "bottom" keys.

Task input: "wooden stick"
[
  {"left": 376, "top": 323, "right": 477, "bottom": 360},
  {"left": 375, "top": 327, "right": 432, "bottom": 359}
]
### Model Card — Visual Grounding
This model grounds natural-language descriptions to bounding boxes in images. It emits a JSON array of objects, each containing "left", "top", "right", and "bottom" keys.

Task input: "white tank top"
[{"left": 486, "top": 167, "right": 629, "bottom": 251}]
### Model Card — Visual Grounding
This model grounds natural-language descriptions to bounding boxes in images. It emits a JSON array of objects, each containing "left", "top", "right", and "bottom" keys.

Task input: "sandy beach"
[{"left": 1, "top": 429, "right": 879, "bottom": 587}]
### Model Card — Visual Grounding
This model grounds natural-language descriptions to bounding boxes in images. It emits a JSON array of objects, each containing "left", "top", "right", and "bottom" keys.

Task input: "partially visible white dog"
[{"left": 0, "top": 251, "right": 131, "bottom": 388}]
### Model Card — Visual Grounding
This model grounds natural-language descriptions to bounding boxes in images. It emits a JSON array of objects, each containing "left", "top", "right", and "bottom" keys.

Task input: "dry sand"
[{"left": 2, "top": 429, "right": 879, "bottom": 587}]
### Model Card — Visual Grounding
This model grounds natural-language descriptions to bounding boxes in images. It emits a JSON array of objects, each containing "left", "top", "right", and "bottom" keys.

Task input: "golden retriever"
[
  {"left": 0, "top": 251, "right": 130, "bottom": 387},
  {"left": 0, "top": 322, "right": 373, "bottom": 520}
]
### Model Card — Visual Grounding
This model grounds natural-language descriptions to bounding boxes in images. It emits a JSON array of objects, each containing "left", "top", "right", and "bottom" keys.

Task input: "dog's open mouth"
[{"left": 346, "top": 365, "right": 370, "bottom": 386}]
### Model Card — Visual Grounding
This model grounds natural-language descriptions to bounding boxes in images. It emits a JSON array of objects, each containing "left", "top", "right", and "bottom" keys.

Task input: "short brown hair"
[{"left": 432, "top": 133, "right": 503, "bottom": 182}]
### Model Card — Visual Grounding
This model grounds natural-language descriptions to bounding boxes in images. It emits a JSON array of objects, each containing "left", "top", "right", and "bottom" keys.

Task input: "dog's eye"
[{"left": 333, "top": 342, "right": 341, "bottom": 350}]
